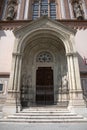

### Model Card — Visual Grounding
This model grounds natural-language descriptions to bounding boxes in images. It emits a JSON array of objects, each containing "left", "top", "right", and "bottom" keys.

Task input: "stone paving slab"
[{"left": 0, "top": 123, "right": 87, "bottom": 130}]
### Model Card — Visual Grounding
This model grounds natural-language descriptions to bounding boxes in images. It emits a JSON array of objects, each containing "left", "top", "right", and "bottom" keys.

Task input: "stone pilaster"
[
  {"left": 64, "top": 0, "right": 70, "bottom": 19},
  {"left": 3, "top": 52, "right": 22, "bottom": 115},
  {"left": 68, "top": 0, "right": 74, "bottom": 19},
  {"left": 19, "top": 0, "right": 26, "bottom": 20},
  {"left": 60, "top": 0, "right": 66, "bottom": 19},
  {"left": 82, "top": 0, "right": 87, "bottom": 19},
  {"left": 24, "top": 0, "right": 29, "bottom": 20},
  {"left": 16, "top": 0, "right": 21, "bottom": 20},
  {"left": 67, "top": 53, "right": 86, "bottom": 108}
]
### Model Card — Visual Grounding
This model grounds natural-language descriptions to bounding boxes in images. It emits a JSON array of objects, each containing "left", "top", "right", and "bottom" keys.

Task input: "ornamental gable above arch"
[
  {"left": 13, "top": 16, "right": 77, "bottom": 54},
  {"left": 13, "top": 16, "right": 76, "bottom": 39}
]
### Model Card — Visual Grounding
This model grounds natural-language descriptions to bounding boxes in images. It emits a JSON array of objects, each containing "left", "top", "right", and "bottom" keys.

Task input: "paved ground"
[{"left": 0, "top": 123, "right": 87, "bottom": 130}]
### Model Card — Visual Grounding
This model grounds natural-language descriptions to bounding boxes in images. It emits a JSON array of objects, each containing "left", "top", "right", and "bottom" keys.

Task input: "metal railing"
[{"left": 19, "top": 85, "right": 69, "bottom": 109}]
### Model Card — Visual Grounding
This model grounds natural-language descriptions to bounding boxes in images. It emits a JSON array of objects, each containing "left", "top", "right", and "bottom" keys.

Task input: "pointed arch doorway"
[{"left": 36, "top": 67, "right": 54, "bottom": 105}]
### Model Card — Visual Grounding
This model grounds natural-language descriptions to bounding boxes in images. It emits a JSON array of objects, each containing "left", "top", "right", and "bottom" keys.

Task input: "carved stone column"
[
  {"left": 24, "top": 0, "right": 29, "bottom": 20},
  {"left": 67, "top": 53, "right": 86, "bottom": 108},
  {"left": 3, "top": 52, "right": 23, "bottom": 115},
  {"left": 68, "top": 0, "right": 74, "bottom": 19},
  {"left": 60, "top": 0, "right": 66, "bottom": 19}
]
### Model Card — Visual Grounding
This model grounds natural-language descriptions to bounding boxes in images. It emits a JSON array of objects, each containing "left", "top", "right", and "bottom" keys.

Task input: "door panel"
[{"left": 36, "top": 67, "right": 54, "bottom": 105}]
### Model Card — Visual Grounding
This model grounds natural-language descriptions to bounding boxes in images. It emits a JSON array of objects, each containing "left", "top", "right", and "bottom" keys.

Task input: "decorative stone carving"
[
  {"left": 62, "top": 74, "right": 68, "bottom": 89},
  {"left": 70, "top": 0, "right": 84, "bottom": 20},
  {"left": 27, "top": 75, "right": 32, "bottom": 87},
  {"left": 36, "top": 51, "right": 53, "bottom": 62},
  {"left": 22, "top": 73, "right": 32, "bottom": 87},
  {"left": 7, "top": 0, "right": 18, "bottom": 20}
]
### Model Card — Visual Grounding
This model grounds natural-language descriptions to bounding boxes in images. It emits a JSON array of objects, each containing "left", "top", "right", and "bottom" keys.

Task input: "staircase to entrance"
[{"left": 0, "top": 107, "right": 87, "bottom": 123}]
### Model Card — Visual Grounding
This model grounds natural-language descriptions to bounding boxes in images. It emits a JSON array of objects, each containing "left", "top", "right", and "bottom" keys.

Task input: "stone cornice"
[
  {"left": 0, "top": 72, "right": 10, "bottom": 77},
  {"left": 0, "top": 20, "right": 87, "bottom": 30}
]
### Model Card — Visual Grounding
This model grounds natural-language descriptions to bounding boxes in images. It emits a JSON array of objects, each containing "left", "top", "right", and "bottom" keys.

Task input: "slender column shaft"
[
  {"left": 24, "top": 0, "right": 29, "bottom": 19},
  {"left": 39, "top": 1, "right": 40, "bottom": 17},
  {"left": 82, "top": 0, "right": 87, "bottom": 19},
  {"left": 67, "top": 55, "right": 72, "bottom": 91},
  {"left": 16, "top": 0, "right": 21, "bottom": 20},
  {"left": 17, "top": 55, "right": 22, "bottom": 91},
  {"left": 8, "top": 54, "right": 17, "bottom": 90},
  {"left": 2, "top": 0, "right": 8, "bottom": 19},
  {"left": 28, "top": 0, "right": 32, "bottom": 20},
  {"left": 19, "top": 0, "right": 26, "bottom": 20},
  {"left": 69, "top": 55, "right": 76, "bottom": 91},
  {"left": 68, "top": 0, "right": 74, "bottom": 19},
  {"left": 14, "top": 55, "right": 19, "bottom": 91},
  {"left": 48, "top": 0, "right": 50, "bottom": 17},
  {"left": 60, "top": 0, "right": 66, "bottom": 19},
  {"left": 73, "top": 55, "right": 82, "bottom": 91}
]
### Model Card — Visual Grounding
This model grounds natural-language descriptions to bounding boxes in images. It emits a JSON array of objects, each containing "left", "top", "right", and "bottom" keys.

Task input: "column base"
[
  {"left": 68, "top": 104, "right": 87, "bottom": 118},
  {"left": 68, "top": 90, "right": 86, "bottom": 108},
  {"left": 68, "top": 92, "right": 87, "bottom": 118},
  {"left": 3, "top": 91, "right": 20, "bottom": 117}
]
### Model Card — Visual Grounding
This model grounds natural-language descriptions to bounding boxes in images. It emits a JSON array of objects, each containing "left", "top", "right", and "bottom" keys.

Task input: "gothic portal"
[{"left": 3, "top": 17, "right": 84, "bottom": 114}]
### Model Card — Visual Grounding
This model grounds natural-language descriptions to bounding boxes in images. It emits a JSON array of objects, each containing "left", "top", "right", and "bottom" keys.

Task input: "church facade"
[{"left": 0, "top": 0, "right": 87, "bottom": 116}]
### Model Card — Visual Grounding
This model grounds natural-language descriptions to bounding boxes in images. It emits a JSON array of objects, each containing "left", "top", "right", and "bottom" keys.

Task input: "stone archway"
[
  {"left": 20, "top": 34, "right": 68, "bottom": 107},
  {"left": 4, "top": 17, "right": 85, "bottom": 115}
]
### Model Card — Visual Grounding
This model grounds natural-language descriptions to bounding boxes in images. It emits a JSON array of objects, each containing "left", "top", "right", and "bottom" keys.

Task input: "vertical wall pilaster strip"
[
  {"left": 16, "top": 0, "right": 21, "bottom": 20},
  {"left": 28, "top": 0, "right": 32, "bottom": 20},
  {"left": 60, "top": 0, "right": 66, "bottom": 19},
  {"left": 8, "top": 54, "right": 16, "bottom": 90},
  {"left": 68, "top": 0, "right": 74, "bottom": 19},
  {"left": 19, "top": 0, "right": 26, "bottom": 20},
  {"left": 56, "top": 0, "right": 61, "bottom": 19},
  {"left": 17, "top": 56, "right": 22, "bottom": 91},
  {"left": 67, "top": 56, "right": 72, "bottom": 91},
  {"left": 70, "top": 55, "right": 76, "bottom": 91},
  {"left": 84, "top": 0, "right": 87, "bottom": 8},
  {"left": 73, "top": 55, "right": 82, "bottom": 91},
  {"left": 82, "top": 0, "right": 87, "bottom": 19},
  {"left": 14, "top": 55, "right": 19, "bottom": 91},
  {"left": 2, "top": 0, "right": 8, "bottom": 19},
  {"left": 24, "top": 0, "right": 29, "bottom": 20},
  {"left": 48, "top": 0, "right": 50, "bottom": 17},
  {"left": 64, "top": 0, "right": 70, "bottom": 19}
]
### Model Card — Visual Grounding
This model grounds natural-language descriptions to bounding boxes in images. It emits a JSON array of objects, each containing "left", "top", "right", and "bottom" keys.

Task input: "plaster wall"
[
  {"left": 75, "top": 29, "right": 87, "bottom": 72},
  {"left": 0, "top": 29, "right": 87, "bottom": 73},
  {"left": 0, "top": 30, "right": 15, "bottom": 73}
]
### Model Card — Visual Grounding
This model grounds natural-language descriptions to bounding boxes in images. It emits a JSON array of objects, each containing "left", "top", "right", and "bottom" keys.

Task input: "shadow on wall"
[
  {"left": 0, "top": 30, "right": 6, "bottom": 38},
  {"left": 77, "top": 53, "right": 87, "bottom": 105},
  {"left": 77, "top": 52, "right": 87, "bottom": 72}
]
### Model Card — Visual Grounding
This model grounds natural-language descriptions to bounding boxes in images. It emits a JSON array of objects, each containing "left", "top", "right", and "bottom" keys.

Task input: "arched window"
[
  {"left": 32, "top": 0, "right": 39, "bottom": 20},
  {"left": 50, "top": 0, "right": 56, "bottom": 19},
  {"left": 36, "top": 51, "right": 53, "bottom": 62},
  {"left": 32, "top": 0, "right": 56, "bottom": 20}
]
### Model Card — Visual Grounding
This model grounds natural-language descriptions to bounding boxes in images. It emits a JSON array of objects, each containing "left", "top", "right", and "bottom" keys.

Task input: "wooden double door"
[{"left": 36, "top": 67, "right": 54, "bottom": 105}]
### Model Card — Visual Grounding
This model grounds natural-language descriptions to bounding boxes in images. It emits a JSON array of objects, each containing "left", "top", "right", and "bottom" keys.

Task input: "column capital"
[
  {"left": 66, "top": 52, "right": 77, "bottom": 57},
  {"left": 12, "top": 52, "right": 23, "bottom": 57}
]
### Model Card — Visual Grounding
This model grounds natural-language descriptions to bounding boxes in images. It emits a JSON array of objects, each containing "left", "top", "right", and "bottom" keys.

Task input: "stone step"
[
  {"left": 0, "top": 108, "right": 87, "bottom": 123},
  {"left": 0, "top": 118, "right": 87, "bottom": 123},
  {"left": 14, "top": 113, "right": 77, "bottom": 116},
  {"left": 8, "top": 115, "right": 83, "bottom": 119},
  {"left": 22, "top": 108, "right": 68, "bottom": 111},
  {"left": 22, "top": 110, "right": 70, "bottom": 113}
]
